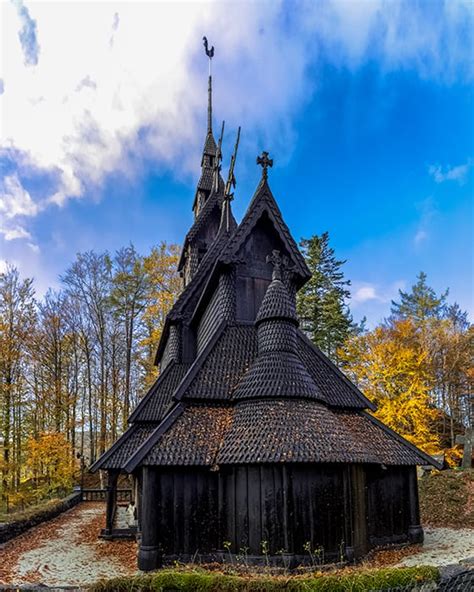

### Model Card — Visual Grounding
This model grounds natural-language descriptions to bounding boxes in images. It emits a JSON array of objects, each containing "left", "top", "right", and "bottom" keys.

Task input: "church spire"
[{"left": 203, "top": 36, "right": 214, "bottom": 133}]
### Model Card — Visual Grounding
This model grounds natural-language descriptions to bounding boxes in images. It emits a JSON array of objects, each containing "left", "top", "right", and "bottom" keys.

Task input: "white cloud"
[
  {"left": 0, "top": 173, "right": 39, "bottom": 218},
  {"left": 352, "top": 280, "right": 406, "bottom": 307},
  {"left": 1, "top": 225, "right": 31, "bottom": 241},
  {"left": 428, "top": 159, "right": 472, "bottom": 184},
  {"left": 0, "top": 0, "right": 472, "bottom": 242},
  {"left": 353, "top": 285, "right": 379, "bottom": 304},
  {"left": 12, "top": 0, "right": 40, "bottom": 67}
]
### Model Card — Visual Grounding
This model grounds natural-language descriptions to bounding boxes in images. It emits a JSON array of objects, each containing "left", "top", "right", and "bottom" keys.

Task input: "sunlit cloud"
[
  {"left": 0, "top": 0, "right": 472, "bottom": 247},
  {"left": 352, "top": 280, "right": 406, "bottom": 307},
  {"left": 1, "top": 225, "right": 31, "bottom": 241}
]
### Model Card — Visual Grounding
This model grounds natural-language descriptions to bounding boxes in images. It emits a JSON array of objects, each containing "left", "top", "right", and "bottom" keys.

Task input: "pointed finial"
[
  {"left": 266, "top": 250, "right": 286, "bottom": 281},
  {"left": 221, "top": 127, "right": 241, "bottom": 232},
  {"left": 257, "top": 151, "right": 273, "bottom": 179},
  {"left": 213, "top": 120, "right": 225, "bottom": 192},
  {"left": 224, "top": 126, "right": 241, "bottom": 201},
  {"left": 203, "top": 37, "right": 214, "bottom": 132},
  {"left": 266, "top": 249, "right": 295, "bottom": 282}
]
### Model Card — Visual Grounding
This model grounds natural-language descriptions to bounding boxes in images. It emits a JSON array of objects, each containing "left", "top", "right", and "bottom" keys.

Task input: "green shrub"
[{"left": 89, "top": 566, "right": 439, "bottom": 592}]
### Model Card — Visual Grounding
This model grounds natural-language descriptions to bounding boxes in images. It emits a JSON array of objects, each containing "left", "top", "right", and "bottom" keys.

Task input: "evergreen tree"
[
  {"left": 296, "top": 232, "right": 355, "bottom": 360},
  {"left": 391, "top": 271, "right": 448, "bottom": 322}
]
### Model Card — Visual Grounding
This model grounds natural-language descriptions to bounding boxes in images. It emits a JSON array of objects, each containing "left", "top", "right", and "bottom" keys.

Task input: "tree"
[
  {"left": 141, "top": 243, "right": 181, "bottom": 387},
  {"left": 340, "top": 319, "right": 440, "bottom": 453},
  {"left": 26, "top": 432, "right": 74, "bottom": 498},
  {"left": 110, "top": 245, "right": 148, "bottom": 425},
  {"left": 62, "top": 252, "right": 113, "bottom": 459},
  {"left": 391, "top": 272, "right": 472, "bottom": 450},
  {"left": 0, "top": 266, "right": 36, "bottom": 502},
  {"left": 297, "top": 232, "right": 355, "bottom": 361},
  {"left": 391, "top": 271, "right": 448, "bottom": 322}
]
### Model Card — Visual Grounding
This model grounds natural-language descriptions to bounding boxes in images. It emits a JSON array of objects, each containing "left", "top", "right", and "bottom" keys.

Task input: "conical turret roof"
[{"left": 256, "top": 277, "right": 298, "bottom": 325}]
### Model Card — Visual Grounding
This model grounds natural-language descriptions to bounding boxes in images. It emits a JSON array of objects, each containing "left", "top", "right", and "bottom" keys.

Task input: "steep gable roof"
[
  {"left": 129, "top": 361, "right": 190, "bottom": 423},
  {"left": 220, "top": 178, "right": 310, "bottom": 285},
  {"left": 178, "top": 180, "right": 230, "bottom": 271},
  {"left": 297, "top": 331, "right": 376, "bottom": 410},
  {"left": 155, "top": 224, "right": 233, "bottom": 365}
]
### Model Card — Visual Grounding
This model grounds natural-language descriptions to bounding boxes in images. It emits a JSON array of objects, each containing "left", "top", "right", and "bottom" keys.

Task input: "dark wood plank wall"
[
  {"left": 153, "top": 467, "right": 218, "bottom": 555},
  {"left": 235, "top": 215, "right": 291, "bottom": 322},
  {"left": 220, "top": 464, "right": 346, "bottom": 556},
  {"left": 141, "top": 463, "right": 417, "bottom": 561},
  {"left": 365, "top": 465, "right": 411, "bottom": 547}
]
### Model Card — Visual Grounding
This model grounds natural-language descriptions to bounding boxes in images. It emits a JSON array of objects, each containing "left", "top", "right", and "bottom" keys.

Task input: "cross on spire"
[
  {"left": 266, "top": 249, "right": 289, "bottom": 281},
  {"left": 257, "top": 151, "right": 273, "bottom": 179}
]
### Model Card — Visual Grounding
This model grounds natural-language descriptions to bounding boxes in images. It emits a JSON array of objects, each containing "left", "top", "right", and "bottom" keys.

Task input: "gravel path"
[
  {"left": 397, "top": 527, "right": 474, "bottom": 567},
  {"left": 0, "top": 503, "right": 138, "bottom": 586}
]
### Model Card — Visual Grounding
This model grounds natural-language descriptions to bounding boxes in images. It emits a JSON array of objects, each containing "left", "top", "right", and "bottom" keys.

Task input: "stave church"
[{"left": 92, "top": 39, "right": 438, "bottom": 571}]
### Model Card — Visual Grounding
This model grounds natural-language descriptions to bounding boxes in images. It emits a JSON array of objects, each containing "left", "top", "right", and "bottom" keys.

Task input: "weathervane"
[
  {"left": 257, "top": 151, "right": 273, "bottom": 179},
  {"left": 203, "top": 36, "right": 215, "bottom": 132},
  {"left": 203, "top": 36, "right": 214, "bottom": 75}
]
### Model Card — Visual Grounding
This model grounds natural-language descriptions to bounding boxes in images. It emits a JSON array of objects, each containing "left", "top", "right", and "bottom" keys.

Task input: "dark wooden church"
[{"left": 92, "top": 40, "right": 439, "bottom": 571}]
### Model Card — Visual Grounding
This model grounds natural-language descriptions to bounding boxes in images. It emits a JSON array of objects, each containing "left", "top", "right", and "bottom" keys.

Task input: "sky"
[{"left": 0, "top": 0, "right": 473, "bottom": 326}]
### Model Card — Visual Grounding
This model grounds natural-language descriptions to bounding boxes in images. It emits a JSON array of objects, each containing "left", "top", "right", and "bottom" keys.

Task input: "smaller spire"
[
  {"left": 256, "top": 250, "right": 298, "bottom": 326},
  {"left": 213, "top": 120, "right": 225, "bottom": 193},
  {"left": 203, "top": 36, "right": 214, "bottom": 133},
  {"left": 220, "top": 126, "right": 241, "bottom": 233},
  {"left": 256, "top": 150, "right": 273, "bottom": 180}
]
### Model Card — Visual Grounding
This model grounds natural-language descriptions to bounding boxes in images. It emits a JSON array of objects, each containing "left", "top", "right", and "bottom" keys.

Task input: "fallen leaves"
[{"left": 0, "top": 502, "right": 138, "bottom": 586}]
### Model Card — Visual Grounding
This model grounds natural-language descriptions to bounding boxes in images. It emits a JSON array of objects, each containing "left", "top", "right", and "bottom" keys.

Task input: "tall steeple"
[{"left": 192, "top": 37, "right": 218, "bottom": 218}]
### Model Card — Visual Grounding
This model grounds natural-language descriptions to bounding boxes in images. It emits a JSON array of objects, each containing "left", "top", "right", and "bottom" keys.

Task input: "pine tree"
[
  {"left": 391, "top": 271, "right": 448, "bottom": 322},
  {"left": 296, "top": 232, "right": 355, "bottom": 361}
]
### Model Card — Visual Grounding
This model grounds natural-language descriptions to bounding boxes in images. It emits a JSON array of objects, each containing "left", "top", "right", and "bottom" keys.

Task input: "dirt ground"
[{"left": 0, "top": 502, "right": 138, "bottom": 587}]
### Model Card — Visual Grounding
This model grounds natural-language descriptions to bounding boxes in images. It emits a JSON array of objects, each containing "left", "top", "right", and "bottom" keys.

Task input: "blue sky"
[{"left": 0, "top": 0, "right": 472, "bottom": 325}]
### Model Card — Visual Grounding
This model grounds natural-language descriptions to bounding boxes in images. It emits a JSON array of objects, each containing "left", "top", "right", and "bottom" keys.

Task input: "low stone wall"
[{"left": 0, "top": 492, "right": 82, "bottom": 544}]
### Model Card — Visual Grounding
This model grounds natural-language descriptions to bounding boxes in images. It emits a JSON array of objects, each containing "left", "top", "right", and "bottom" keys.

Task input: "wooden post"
[
  {"left": 104, "top": 469, "right": 119, "bottom": 535},
  {"left": 407, "top": 466, "right": 423, "bottom": 544},
  {"left": 138, "top": 466, "right": 162, "bottom": 571}
]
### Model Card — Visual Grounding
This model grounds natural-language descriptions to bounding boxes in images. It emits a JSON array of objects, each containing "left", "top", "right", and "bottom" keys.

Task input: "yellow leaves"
[
  {"left": 340, "top": 319, "right": 440, "bottom": 453},
  {"left": 139, "top": 243, "right": 181, "bottom": 387},
  {"left": 26, "top": 432, "right": 74, "bottom": 496}
]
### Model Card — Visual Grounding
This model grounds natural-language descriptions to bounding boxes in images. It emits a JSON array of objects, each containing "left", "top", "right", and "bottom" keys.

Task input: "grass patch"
[
  {"left": 419, "top": 469, "right": 474, "bottom": 528},
  {"left": 89, "top": 566, "right": 439, "bottom": 592},
  {"left": 0, "top": 497, "right": 66, "bottom": 524}
]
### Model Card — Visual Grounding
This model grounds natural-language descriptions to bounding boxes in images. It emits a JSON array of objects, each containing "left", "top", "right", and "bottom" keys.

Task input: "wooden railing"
[{"left": 81, "top": 488, "right": 132, "bottom": 502}]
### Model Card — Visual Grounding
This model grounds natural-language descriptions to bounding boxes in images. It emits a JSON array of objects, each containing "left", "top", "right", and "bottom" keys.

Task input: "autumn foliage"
[
  {"left": 340, "top": 319, "right": 440, "bottom": 453},
  {"left": 26, "top": 433, "right": 74, "bottom": 497}
]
